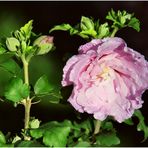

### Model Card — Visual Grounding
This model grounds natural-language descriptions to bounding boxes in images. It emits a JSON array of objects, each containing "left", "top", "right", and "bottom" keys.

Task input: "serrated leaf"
[
  {"left": 96, "top": 132, "right": 120, "bottom": 146},
  {"left": 128, "top": 17, "right": 140, "bottom": 32},
  {"left": 0, "top": 131, "right": 6, "bottom": 144},
  {"left": 106, "top": 9, "right": 116, "bottom": 22},
  {"left": 4, "top": 77, "right": 29, "bottom": 102},
  {"left": 43, "top": 126, "right": 70, "bottom": 147},
  {"left": 20, "top": 20, "right": 33, "bottom": 40},
  {"left": 30, "top": 120, "right": 72, "bottom": 147},
  {"left": 34, "top": 75, "right": 53, "bottom": 96},
  {"left": 106, "top": 9, "right": 140, "bottom": 34},
  {"left": 134, "top": 110, "right": 148, "bottom": 141}
]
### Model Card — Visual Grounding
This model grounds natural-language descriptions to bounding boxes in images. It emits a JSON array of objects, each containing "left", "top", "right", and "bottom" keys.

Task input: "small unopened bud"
[
  {"left": 29, "top": 119, "right": 40, "bottom": 129},
  {"left": 33, "top": 35, "right": 54, "bottom": 55},
  {"left": 6, "top": 37, "right": 20, "bottom": 52}
]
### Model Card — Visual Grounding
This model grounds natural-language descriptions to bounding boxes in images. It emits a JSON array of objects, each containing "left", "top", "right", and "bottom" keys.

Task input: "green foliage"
[
  {"left": 106, "top": 9, "right": 140, "bottom": 32},
  {"left": 50, "top": 9, "right": 140, "bottom": 40},
  {"left": 74, "top": 141, "right": 91, "bottom": 147},
  {"left": 134, "top": 110, "right": 148, "bottom": 141},
  {"left": 73, "top": 119, "right": 93, "bottom": 137},
  {"left": 50, "top": 24, "right": 78, "bottom": 35},
  {"left": 16, "top": 140, "right": 43, "bottom": 147},
  {"left": 0, "top": 59, "right": 21, "bottom": 75},
  {"left": 123, "top": 110, "right": 148, "bottom": 141},
  {"left": 4, "top": 77, "right": 29, "bottom": 102},
  {"left": 0, "top": 53, "right": 14, "bottom": 64},
  {"left": 124, "top": 118, "right": 134, "bottom": 126},
  {"left": 95, "top": 121, "right": 120, "bottom": 147},
  {"left": 96, "top": 132, "right": 120, "bottom": 146},
  {"left": 0, "top": 131, "right": 13, "bottom": 147},
  {"left": 43, "top": 126, "right": 70, "bottom": 147},
  {"left": 0, "top": 131, "right": 6, "bottom": 144},
  {"left": 30, "top": 120, "right": 72, "bottom": 147},
  {"left": 128, "top": 17, "right": 140, "bottom": 32},
  {"left": 50, "top": 16, "right": 109, "bottom": 39},
  {"left": 34, "top": 75, "right": 53, "bottom": 96},
  {"left": 96, "top": 22, "right": 110, "bottom": 38},
  {"left": 0, "top": 43, "right": 6, "bottom": 54},
  {"left": 20, "top": 20, "right": 33, "bottom": 41},
  {"left": 81, "top": 16, "right": 95, "bottom": 30}
]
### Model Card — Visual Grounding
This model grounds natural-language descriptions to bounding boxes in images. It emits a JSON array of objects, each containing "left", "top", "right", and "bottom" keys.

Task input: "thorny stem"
[{"left": 22, "top": 55, "right": 31, "bottom": 140}]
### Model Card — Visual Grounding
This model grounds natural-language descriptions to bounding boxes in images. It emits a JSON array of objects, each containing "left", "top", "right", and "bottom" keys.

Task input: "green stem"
[
  {"left": 110, "top": 27, "right": 118, "bottom": 37},
  {"left": 22, "top": 55, "right": 31, "bottom": 139},
  {"left": 94, "top": 120, "right": 101, "bottom": 135}
]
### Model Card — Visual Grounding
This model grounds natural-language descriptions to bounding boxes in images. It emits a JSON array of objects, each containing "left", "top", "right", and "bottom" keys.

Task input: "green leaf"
[
  {"left": 34, "top": 75, "right": 53, "bottom": 96},
  {"left": 74, "top": 119, "right": 93, "bottom": 136},
  {"left": 80, "top": 29, "right": 97, "bottom": 38},
  {"left": 48, "top": 89, "right": 62, "bottom": 104},
  {"left": 97, "top": 22, "right": 110, "bottom": 38},
  {"left": 0, "top": 59, "right": 21, "bottom": 75},
  {"left": 128, "top": 17, "right": 140, "bottom": 32},
  {"left": 80, "top": 16, "right": 95, "bottom": 30},
  {"left": 124, "top": 118, "right": 134, "bottom": 126},
  {"left": 43, "top": 126, "right": 70, "bottom": 147},
  {"left": 101, "top": 121, "right": 114, "bottom": 131},
  {"left": 96, "top": 132, "right": 120, "bottom": 146},
  {"left": 50, "top": 24, "right": 78, "bottom": 34},
  {"left": 16, "top": 140, "right": 43, "bottom": 147},
  {"left": 134, "top": 110, "right": 148, "bottom": 141},
  {"left": 0, "top": 43, "right": 6, "bottom": 54},
  {"left": 4, "top": 77, "right": 29, "bottom": 102},
  {"left": 0, "top": 53, "right": 14, "bottom": 64},
  {"left": 20, "top": 20, "right": 33, "bottom": 41},
  {"left": 74, "top": 141, "right": 91, "bottom": 147},
  {"left": 0, "top": 131, "right": 6, "bottom": 144},
  {"left": 30, "top": 120, "right": 72, "bottom": 147},
  {"left": 106, "top": 9, "right": 140, "bottom": 33},
  {"left": 0, "top": 143, "right": 14, "bottom": 147}
]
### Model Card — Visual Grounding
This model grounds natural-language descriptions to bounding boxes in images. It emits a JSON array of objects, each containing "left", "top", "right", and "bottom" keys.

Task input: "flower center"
[{"left": 97, "top": 67, "right": 111, "bottom": 80}]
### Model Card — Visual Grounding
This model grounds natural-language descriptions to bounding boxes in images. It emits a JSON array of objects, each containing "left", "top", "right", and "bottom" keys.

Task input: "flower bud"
[
  {"left": 6, "top": 37, "right": 20, "bottom": 52},
  {"left": 29, "top": 119, "right": 40, "bottom": 129},
  {"left": 33, "top": 35, "right": 54, "bottom": 55}
]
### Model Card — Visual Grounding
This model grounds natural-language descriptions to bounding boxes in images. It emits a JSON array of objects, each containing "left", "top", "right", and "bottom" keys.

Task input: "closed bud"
[
  {"left": 33, "top": 35, "right": 54, "bottom": 55},
  {"left": 6, "top": 37, "right": 20, "bottom": 52},
  {"left": 29, "top": 119, "right": 40, "bottom": 129}
]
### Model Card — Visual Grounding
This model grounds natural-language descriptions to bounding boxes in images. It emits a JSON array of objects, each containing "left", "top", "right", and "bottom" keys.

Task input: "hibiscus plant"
[{"left": 0, "top": 9, "right": 147, "bottom": 147}]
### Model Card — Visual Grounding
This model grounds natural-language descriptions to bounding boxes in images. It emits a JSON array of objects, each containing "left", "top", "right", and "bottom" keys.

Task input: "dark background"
[{"left": 0, "top": 1, "right": 148, "bottom": 146}]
